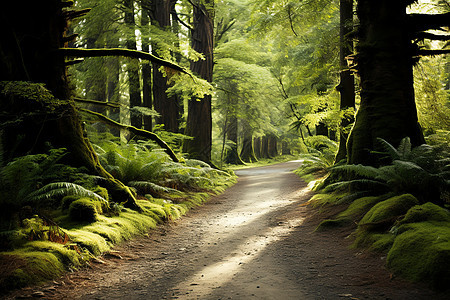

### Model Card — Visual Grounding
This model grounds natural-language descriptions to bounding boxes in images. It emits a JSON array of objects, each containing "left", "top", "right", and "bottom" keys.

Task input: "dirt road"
[{"left": 8, "top": 161, "right": 449, "bottom": 299}]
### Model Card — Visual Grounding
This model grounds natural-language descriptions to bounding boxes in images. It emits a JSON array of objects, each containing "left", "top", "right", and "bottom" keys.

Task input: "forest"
[{"left": 0, "top": 0, "right": 449, "bottom": 296}]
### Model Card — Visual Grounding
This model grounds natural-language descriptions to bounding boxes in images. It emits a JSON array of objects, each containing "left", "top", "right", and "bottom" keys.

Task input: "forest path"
[{"left": 11, "top": 161, "right": 447, "bottom": 300}]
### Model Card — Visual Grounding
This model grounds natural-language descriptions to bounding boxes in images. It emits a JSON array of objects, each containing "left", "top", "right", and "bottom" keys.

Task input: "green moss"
[
  {"left": 387, "top": 221, "right": 450, "bottom": 290},
  {"left": 23, "top": 241, "right": 83, "bottom": 267},
  {"left": 400, "top": 202, "right": 450, "bottom": 225},
  {"left": 69, "top": 198, "right": 101, "bottom": 222},
  {"left": 66, "top": 229, "right": 109, "bottom": 256},
  {"left": 308, "top": 192, "right": 350, "bottom": 208},
  {"left": 316, "top": 218, "right": 352, "bottom": 231},
  {"left": 359, "top": 194, "right": 419, "bottom": 228},
  {"left": 61, "top": 195, "right": 81, "bottom": 211},
  {"left": 338, "top": 196, "right": 383, "bottom": 220},
  {"left": 0, "top": 250, "right": 66, "bottom": 292}
]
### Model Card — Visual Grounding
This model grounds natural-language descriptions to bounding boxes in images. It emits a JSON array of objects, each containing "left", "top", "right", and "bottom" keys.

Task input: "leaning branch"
[
  {"left": 59, "top": 48, "right": 189, "bottom": 75},
  {"left": 79, "top": 108, "right": 179, "bottom": 162}
]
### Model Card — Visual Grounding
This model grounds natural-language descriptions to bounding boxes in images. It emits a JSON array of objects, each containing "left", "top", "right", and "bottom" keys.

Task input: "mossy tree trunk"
[
  {"left": 0, "top": 0, "right": 141, "bottom": 209},
  {"left": 347, "top": 0, "right": 425, "bottom": 165},
  {"left": 182, "top": 0, "right": 214, "bottom": 164}
]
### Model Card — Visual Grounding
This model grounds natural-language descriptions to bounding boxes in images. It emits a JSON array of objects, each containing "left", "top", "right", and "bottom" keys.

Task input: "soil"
[{"left": 4, "top": 161, "right": 450, "bottom": 300}]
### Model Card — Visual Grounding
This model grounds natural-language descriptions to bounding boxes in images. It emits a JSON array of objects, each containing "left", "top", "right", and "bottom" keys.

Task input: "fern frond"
[
  {"left": 376, "top": 137, "right": 400, "bottom": 160},
  {"left": 324, "top": 179, "right": 389, "bottom": 193},
  {"left": 184, "top": 159, "right": 211, "bottom": 168},
  {"left": 27, "top": 182, "right": 107, "bottom": 203},
  {"left": 397, "top": 137, "right": 412, "bottom": 158},
  {"left": 128, "top": 181, "right": 181, "bottom": 195}
]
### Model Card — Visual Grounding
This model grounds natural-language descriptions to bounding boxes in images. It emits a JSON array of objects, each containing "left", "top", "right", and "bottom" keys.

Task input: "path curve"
[{"left": 8, "top": 161, "right": 448, "bottom": 299}]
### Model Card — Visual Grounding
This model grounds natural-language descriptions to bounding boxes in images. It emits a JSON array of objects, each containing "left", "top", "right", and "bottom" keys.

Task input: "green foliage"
[
  {"left": 95, "top": 139, "right": 235, "bottom": 196},
  {"left": 327, "top": 138, "right": 450, "bottom": 205},
  {"left": 294, "top": 136, "right": 337, "bottom": 180}
]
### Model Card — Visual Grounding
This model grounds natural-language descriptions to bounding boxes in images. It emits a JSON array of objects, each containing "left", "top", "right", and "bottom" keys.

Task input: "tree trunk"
[
  {"left": 254, "top": 136, "right": 262, "bottom": 159},
  {"left": 150, "top": 0, "right": 180, "bottom": 133},
  {"left": 182, "top": 0, "right": 214, "bottom": 164},
  {"left": 141, "top": 2, "right": 153, "bottom": 132},
  {"left": 124, "top": 0, "right": 142, "bottom": 129},
  {"left": 335, "top": 0, "right": 356, "bottom": 163},
  {"left": 282, "top": 140, "right": 291, "bottom": 155},
  {"left": 240, "top": 122, "right": 257, "bottom": 163},
  {"left": 347, "top": 0, "right": 425, "bottom": 165},
  {"left": 0, "top": 0, "right": 140, "bottom": 209},
  {"left": 268, "top": 134, "right": 278, "bottom": 158},
  {"left": 224, "top": 116, "right": 244, "bottom": 165},
  {"left": 261, "top": 135, "right": 270, "bottom": 159}
]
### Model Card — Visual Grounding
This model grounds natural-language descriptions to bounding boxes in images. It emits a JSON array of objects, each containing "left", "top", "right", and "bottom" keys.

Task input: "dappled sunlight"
[{"left": 172, "top": 216, "right": 305, "bottom": 299}]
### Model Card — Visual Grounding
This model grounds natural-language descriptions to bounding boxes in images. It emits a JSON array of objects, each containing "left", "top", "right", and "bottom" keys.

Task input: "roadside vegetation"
[{"left": 296, "top": 132, "right": 450, "bottom": 290}]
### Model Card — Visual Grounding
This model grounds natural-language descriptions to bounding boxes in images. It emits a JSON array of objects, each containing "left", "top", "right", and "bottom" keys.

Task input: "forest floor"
[{"left": 4, "top": 161, "right": 450, "bottom": 300}]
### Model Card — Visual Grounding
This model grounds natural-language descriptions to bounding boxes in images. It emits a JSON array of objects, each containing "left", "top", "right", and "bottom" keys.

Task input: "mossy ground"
[
  {"left": 312, "top": 191, "right": 450, "bottom": 291},
  {"left": 0, "top": 176, "right": 236, "bottom": 295}
]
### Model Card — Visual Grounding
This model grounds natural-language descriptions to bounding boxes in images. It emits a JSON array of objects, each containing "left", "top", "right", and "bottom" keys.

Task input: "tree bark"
[
  {"left": 335, "top": 0, "right": 355, "bottom": 163},
  {"left": 268, "top": 134, "right": 278, "bottom": 158},
  {"left": 150, "top": 0, "right": 180, "bottom": 133},
  {"left": 224, "top": 115, "right": 244, "bottom": 165},
  {"left": 240, "top": 121, "right": 257, "bottom": 163},
  {"left": 182, "top": 0, "right": 214, "bottom": 164},
  {"left": 261, "top": 135, "right": 270, "bottom": 159},
  {"left": 254, "top": 136, "right": 262, "bottom": 159},
  {"left": 124, "top": 0, "right": 142, "bottom": 129},
  {"left": 347, "top": 0, "right": 425, "bottom": 165},
  {"left": 141, "top": 2, "right": 153, "bottom": 131}
]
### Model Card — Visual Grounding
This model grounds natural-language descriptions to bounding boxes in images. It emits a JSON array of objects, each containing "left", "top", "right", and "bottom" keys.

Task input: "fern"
[
  {"left": 329, "top": 138, "right": 450, "bottom": 205},
  {"left": 27, "top": 182, "right": 107, "bottom": 204}
]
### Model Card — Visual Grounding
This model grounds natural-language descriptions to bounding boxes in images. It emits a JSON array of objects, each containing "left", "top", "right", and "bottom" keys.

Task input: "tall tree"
[
  {"left": 149, "top": 0, "right": 180, "bottom": 132},
  {"left": 182, "top": 0, "right": 215, "bottom": 163},
  {"left": 335, "top": 0, "right": 355, "bottom": 162},
  {"left": 347, "top": 0, "right": 449, "bottom": 165},
  {"left": 124, "top": 0, "right": 143, "bottom": 129}
]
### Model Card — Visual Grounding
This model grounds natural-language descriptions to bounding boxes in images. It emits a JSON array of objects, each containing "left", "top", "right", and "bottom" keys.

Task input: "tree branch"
[
  {"left": 59, "top": 48, "right": 189, "bottom": 75},
  {"left": 408, "top": 12, "right": 450, "bottom": 32},
  {"left": 413, "top": 32, "right": 450, "bottom": 41},
  {"left": 74, "top": 97, "right": 122, "bottom": 108},
  {"left": 416, "top": 49, "right": 450, "bottom": 56},
  {"left": 79, "top": 108, "right": 179, "bottom": 162}
]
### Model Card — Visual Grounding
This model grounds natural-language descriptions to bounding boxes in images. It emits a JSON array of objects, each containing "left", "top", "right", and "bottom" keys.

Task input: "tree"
[
  {"left": 182, "top": 0, "right": 215, "bottom": 164},
  {"left": 347, "top": 0, "right": 449, "bottom": 165},
  {"left": 334, "top": 0, "right": 355, "bottom": 162},
  {"left": 124, "top": 0, "right": 143, "bottom": 129}
]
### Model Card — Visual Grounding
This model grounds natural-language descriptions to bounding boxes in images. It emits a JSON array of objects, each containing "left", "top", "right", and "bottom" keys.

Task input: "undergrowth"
[{"left": 299, "top": 134, "right": 450, "bottom": 291}]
